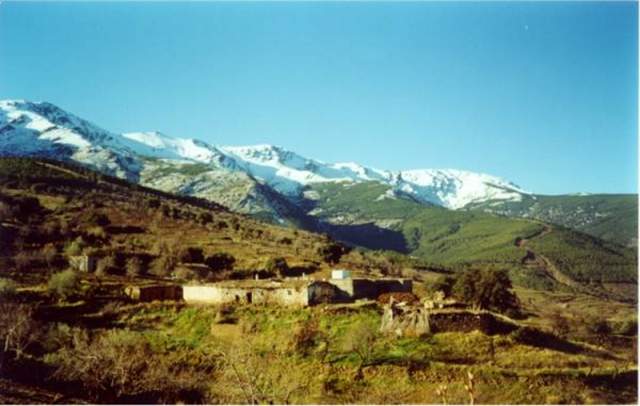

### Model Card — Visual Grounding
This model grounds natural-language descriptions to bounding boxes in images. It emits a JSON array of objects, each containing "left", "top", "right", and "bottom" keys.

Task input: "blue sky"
[{"left": 0, "top": 1, "right": 637, "bottom": 194}]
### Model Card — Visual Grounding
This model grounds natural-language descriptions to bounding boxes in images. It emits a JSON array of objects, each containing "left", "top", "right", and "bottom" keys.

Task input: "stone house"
[{"left": 182, "top": 279, "right": 342, "bottom": 307}]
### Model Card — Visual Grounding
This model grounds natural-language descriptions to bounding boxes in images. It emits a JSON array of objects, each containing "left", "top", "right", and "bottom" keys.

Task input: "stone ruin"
[{"left": 380, "top": 297, "right": 519, "bottom": 337}]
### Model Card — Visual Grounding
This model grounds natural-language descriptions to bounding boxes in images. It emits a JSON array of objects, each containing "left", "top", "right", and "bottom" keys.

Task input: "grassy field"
[{"left": 5, "top": 292, "right": 632, "bottom": 404}]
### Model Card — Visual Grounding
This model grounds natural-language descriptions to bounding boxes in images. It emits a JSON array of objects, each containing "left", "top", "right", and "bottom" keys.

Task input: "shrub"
[
  {"left": 613, "top": 318, "right": 637, "bottom": 336},
  {"left": 151, "top": 255, "right": 177, "bottom": 277},
  {"left": 587, "top": 318, "right": 612, "bottom": 337},
  {"left": 179, "top": 247, "right": 204, "bottom": 264},
  {"left": 343, "top": 319, "right": 378, "bottom": 373},
  {"left": 64, "top": 237, "right": 87, "bottom": 256},
  {"left": 126, "top": 257, "right": 145, "bottom": 277},
  {"left": 279, "top": 237, "right": 293, "bottom": 245},
  {"left": 550, "top": 312, "right": 571, "bottom": 338},
  {"left": 316, "top": 242, "right": 349, "bottom": 265},
  {"left": 205, "top": 252, "right": 235, "bottom": 272},
  {"left": 14, "top": 251, "right": 34, "bottom": 271},
  {"left": 42, "top": 243, "right": 58, "bottom": 267},
  {"left": 50, "top": 329, "right": 209, "bottom": 402},
  {"left": 430, "top": 275, "right": 455, "bottom": 297},
  {"left": 0, "top": 278, "right": 17, "bottom": 299},
  {"left": 174, "top": 267, "right": 197, "bottom": 281},
  {"left": 48, "top": 270, "right": 80, "bottom": 300},
  {"left": 96, "top": 255, "right": 117, "bottom": 276},
  {"left": 0, "top": 303, "right": 39, "bottom": 360},
  {"left": 290, "top": 319, "right": 323, "bottom": 357},
  {"left": 198, "top": 212, "right": 213, "bottom": 225},
  {"left": 86, "top": 212, "right": 111, "bottom": 227},
  {"left": 265, "top": 257, "right": 289, "bottom": 278}
]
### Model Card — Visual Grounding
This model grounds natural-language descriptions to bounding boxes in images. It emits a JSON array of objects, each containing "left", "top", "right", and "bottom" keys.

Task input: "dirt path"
[{"left": 517, "top": 224, "right": 582, "bottom": 289}]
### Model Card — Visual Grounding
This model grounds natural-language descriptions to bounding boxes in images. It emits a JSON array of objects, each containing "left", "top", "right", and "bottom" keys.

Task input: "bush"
[
  {"left": 613, "top": 318, "right": 637, "bottom": 336},
  {"left": 179, "top": 247, "right": 204, "bottom": 264},
  {"left": 50, "top": 329, "right": 209, "bottom": 402},
  {"left": 14, "top": 251, "right": 35, "bottom": 271},
  {"left": 205, "top": 252, "right": 235, "bottom": 272},
  {"left": 587, "top": 318, "right": 612, "bottom": 337},
  {"left": 316, "top": 242, "right": 349, "bottom": 265},
  {"left": 96, "top": 255, "right": 117, "bottom": 276},
  {"left": 0, "top": 278, "right": 17, "bottom": 299},
  {"left": 174, "top": 267, "right": 197, "bottom": 281},
  {"left": 42, "top": 243, "right": 58, "bottom": 267},
  {"left": 126, "top": 257, "right": 145, "bottom": 277},
  {"left": 48, "top": 270, "right": 80, "bottom": 300},
  {"left": 550, "top": 312, "right": 571, "bottom": 338},
  {"left": 86, "top": 212, "right": 111, "bottom": 227},
  {"left": 151, "top": 255, "right": 177, "bottom": 277},
  {"left": 198, "top": 212, "right": 213, "bottom": 225},
  {"left": 64, "top": 237, "right": 87, "bottom": 256},
  {"left": 429, "top": 275, "right": 455, "bottom": 297},
  {"left": 290, "top": 319, "right": 323, "bottom": 357},
  {"left": 265, "top": 257, "right": 289, "bottom": 278}
]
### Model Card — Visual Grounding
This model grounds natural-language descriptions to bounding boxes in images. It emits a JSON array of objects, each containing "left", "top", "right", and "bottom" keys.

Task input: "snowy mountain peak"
[{"left": 0, "top": 99, "right": 532, "bottom": 210}]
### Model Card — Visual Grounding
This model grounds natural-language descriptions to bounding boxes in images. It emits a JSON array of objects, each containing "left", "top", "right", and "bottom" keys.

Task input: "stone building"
[{"left": 182, "top": 279, "right": 341, "bottom": 307}]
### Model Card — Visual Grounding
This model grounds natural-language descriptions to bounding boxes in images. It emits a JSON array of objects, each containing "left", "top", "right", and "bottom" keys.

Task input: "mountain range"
[
  {"left": 0, "top": 99, "right": 635, "bottom": 244},
  {"left": 0, "top": 99, "right": 637, "bottom": 296}
]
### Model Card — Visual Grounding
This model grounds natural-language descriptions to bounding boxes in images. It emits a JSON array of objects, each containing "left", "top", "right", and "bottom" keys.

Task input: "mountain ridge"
[
  {"left": 0, "top": 99, "right": 635, "bottom": 248},
  {"left": 0, "top": 99, "right": 529, "bottom": 210}
]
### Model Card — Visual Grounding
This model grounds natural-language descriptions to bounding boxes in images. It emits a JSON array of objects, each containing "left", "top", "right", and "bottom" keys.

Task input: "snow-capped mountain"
[{"left": 0, "top": 100, "right": 530, "bottom": 215}]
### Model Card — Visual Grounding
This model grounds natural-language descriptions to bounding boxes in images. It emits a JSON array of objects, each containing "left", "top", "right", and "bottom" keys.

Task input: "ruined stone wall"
[{"left": 380, "top": 306, "right": 518, "bottom": 337}]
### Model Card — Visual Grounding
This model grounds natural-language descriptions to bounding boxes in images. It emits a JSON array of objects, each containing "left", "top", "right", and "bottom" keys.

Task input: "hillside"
[
  {"left": 0, "top": 157, "right": 383, "bottom": 282},
  {"left": 0, "top": 158, "right": 636, "bottom": 404},
  {"left": 303, "top": 182, "right": 637, "bottom": 297},
  {"left": 468, "top": 194, "right": 638, "bottom": 248},
  {"left": 0, "top": 99, "right": 635, "bottom": 252}
]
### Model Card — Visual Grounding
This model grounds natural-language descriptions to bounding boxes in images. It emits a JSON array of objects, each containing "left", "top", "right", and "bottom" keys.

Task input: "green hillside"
[
  {"left": 304, "top": 182, "right": 638, "bottom": 288},
  {"left": 468, "top": 194, "right": 638, "bottom": 248}
]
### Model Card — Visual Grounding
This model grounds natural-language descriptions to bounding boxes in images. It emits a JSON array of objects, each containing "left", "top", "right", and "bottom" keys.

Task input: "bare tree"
[
  {"left": 212, "top": 337, "right": 319, "bottom": 404},
  {"left": 0, "top": 303, "right": 39, "bottom": 363}
]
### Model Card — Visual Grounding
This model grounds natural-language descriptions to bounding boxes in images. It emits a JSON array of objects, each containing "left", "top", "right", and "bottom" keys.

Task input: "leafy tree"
[
  {"left": 205, "top": 252, "right": 235, "bottom": 272},
  {"left": 265, "top": 257, "right": 289, "bottom": 278},
  {"left": 452, "top": 269, "right": 519, "bottom": 314},
  {"left": 48, "top": 270, "right": 80, "bottom": 300}
]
